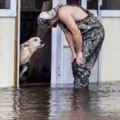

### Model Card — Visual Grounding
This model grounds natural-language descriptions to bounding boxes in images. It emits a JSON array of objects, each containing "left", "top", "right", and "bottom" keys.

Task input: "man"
[{"left": 38, "top": 4, "right": 105, "bottom": 89}]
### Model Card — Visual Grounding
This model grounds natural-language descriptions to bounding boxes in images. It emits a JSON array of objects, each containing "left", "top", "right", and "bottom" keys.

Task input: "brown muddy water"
[{"left": 0, "top": 82, "right": 120, "bottom": 120}]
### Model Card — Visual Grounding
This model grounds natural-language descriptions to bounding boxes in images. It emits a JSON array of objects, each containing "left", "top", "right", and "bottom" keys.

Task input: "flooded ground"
[{"left": 0, "top": 82, "right": 120, "bottom": 120}]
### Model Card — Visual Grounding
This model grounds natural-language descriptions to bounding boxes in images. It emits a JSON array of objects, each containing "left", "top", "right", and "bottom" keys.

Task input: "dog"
[{"left": 20, "top": 37, "right": 44, "bottom": 80}]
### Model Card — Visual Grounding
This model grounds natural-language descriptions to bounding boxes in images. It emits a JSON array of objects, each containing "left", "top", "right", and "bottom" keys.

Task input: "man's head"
[{"left": 37, "top": 9, "right": 56, "bottom": 28}]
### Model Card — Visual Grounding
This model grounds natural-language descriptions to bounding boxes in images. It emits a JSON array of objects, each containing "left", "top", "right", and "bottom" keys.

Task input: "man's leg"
[{"left": 72, "top": 28, "right": 104, "bottom": 88}]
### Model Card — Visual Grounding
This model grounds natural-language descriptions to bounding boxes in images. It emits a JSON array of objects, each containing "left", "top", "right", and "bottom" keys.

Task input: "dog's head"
[
  {"left": 21, "top": 37, "right": 44, "bottom": 52},
  {"left": 20, "top": 37, "right": 44, "bottom": 65}
]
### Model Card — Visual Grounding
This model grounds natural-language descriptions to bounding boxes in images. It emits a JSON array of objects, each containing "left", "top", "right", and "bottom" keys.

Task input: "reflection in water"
[
  {"left": 48, "top": 88, "right": 89, "bottom": 120},
  {"left": 0, "top": 82, "right": 120, "bottom": 120},
  {"left": 0, "top": 88, "right": 20, "bottom": 119}
]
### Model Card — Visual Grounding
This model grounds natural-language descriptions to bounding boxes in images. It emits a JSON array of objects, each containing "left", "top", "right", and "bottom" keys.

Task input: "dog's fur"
[{"left": 20, "top": 37, "right": 44, "bottom": 80}]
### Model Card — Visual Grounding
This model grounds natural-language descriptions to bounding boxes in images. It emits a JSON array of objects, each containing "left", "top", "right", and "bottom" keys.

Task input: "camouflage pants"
[{"left": 72, "top": 13, "right": 105, "bottom": 84}]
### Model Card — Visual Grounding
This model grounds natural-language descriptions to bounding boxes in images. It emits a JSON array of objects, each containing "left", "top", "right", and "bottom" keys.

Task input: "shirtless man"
[{"left": 39, "top": 4, "right": 105, "bottom": 88}]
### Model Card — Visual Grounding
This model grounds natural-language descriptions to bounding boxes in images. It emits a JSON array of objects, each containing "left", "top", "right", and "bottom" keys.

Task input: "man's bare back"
[{"left": 58, "top": 5, "right": 88, "bottom": 21}]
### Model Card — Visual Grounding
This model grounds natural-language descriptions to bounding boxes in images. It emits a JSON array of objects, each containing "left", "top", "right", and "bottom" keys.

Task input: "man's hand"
[
  {"left": 49, "top": 19, "right": 58, "bottom": 27},
  {"left": 72, "top": 53, "right": 76, "bottom": 61},
  {"left": 49, "top": 15, "right": 59, "bottom": 28},
  {"left": 76, "top": 52, "right": 86, "bottom": 65}
]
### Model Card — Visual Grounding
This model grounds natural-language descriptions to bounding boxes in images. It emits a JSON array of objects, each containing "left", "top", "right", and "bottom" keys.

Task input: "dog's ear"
[{"left": 23, "top": 42, "right": 30, "bottom": 47}]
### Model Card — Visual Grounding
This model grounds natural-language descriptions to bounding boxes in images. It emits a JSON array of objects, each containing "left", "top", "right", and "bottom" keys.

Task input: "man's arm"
[
  {"left": 58, "top": 23, "right": 76, "bottom": 60},
  {"left": 58, "top": 9, "right": 85, "bottom": 64},
  {"left": 58, "top": 8, "right": 82, "bottom": 54}
]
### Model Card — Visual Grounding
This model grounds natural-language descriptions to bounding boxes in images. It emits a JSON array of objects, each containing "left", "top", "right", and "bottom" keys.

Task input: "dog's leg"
[{"left": 20, "top": 66, "right": 28, "bottom": 79}]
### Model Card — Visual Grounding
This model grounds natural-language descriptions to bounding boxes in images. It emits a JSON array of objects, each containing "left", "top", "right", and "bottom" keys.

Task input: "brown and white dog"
[{"left": 20, "top": 37, "right": 44, "bottom": 79}]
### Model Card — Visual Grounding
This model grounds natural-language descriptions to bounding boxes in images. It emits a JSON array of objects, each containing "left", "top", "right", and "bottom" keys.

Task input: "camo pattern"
[{"left": 72, "top": 9, "right": 105, "bottom": 87}]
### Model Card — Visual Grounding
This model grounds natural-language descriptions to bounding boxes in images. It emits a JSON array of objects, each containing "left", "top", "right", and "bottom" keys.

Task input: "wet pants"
[{"left": 72, "top": 12, "right": 105, "bottom": 82}]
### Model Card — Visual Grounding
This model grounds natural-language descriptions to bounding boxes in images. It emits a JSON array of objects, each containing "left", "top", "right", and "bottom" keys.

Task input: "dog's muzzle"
[{"left": 39, "top": 41, "right": 45, "bottom": 48}]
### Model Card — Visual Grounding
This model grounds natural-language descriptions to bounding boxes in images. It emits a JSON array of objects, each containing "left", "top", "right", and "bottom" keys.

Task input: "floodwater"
[{"left": 0, "top": 82, "right": 120, "bottom": 120}]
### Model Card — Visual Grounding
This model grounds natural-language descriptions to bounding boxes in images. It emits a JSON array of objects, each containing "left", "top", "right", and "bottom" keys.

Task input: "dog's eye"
[{"left": 34, "top": 39, "right": 37, "bottom": 41}]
